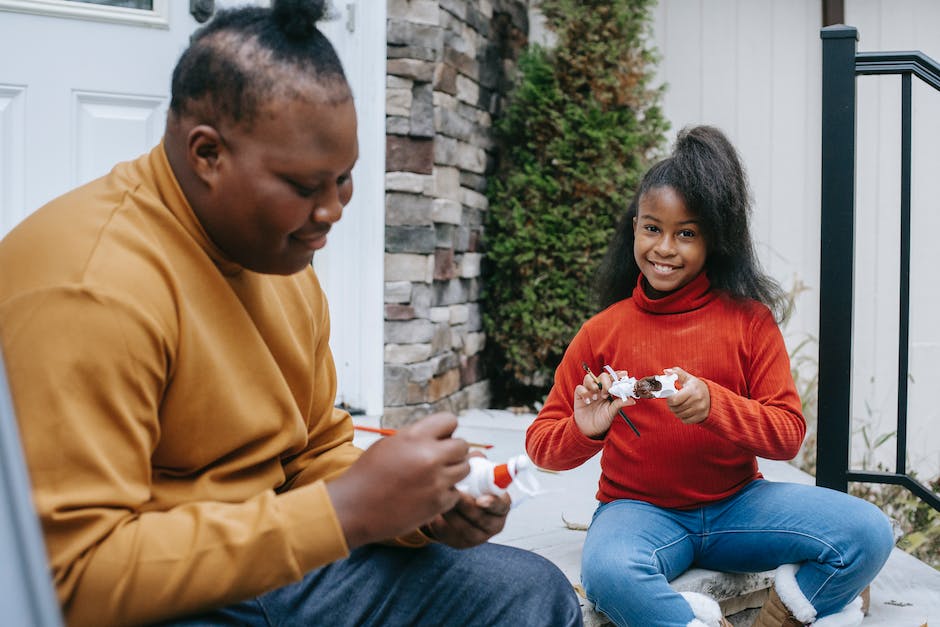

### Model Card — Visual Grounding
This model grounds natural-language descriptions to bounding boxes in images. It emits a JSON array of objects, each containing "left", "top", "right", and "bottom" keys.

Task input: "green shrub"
[{"left": 482, "top": 0, "right": 667, "bottom": 405}]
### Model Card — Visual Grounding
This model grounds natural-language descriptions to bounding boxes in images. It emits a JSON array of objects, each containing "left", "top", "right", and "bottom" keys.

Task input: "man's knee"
[{"left": 456, "top": 543, "right": 582, "bottom": 626}]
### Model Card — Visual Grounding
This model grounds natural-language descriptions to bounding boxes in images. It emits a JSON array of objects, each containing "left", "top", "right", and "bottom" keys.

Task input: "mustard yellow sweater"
[{"left": 0, "top": 144, "right": 418, "bottom": 626}]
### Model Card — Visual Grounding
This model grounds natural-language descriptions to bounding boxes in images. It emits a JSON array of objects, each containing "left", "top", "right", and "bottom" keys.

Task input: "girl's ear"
[
  {"left": 632, "top": 216, "right": 638, "bottom": 234},
  {"left": 187, "top": 125, "right": 224, "bottom": 188}
]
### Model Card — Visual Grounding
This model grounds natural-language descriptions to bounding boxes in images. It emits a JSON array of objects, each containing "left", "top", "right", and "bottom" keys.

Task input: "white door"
[
  {"left": 317, "top": 1, "right": 386, "bottom": 417},
  {"left": 0, "top": 1, "right": 204, "bottom": 234},
  {"left": 0, "top": 0, "right": 385, "bottom": 418}
]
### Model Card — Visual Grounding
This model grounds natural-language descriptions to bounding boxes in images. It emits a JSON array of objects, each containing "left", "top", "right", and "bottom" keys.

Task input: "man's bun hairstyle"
[
  {"left": 170, "top": 0, "right": 347, "bottom": 126},
  {"left": 273, "top": 0, "right": 329, "bottom": 40}
]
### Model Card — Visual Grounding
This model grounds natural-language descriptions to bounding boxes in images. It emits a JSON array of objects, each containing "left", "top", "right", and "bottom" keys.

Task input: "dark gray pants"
[{"left": 159, "top": 542, "right": 583, "bottom": 626}]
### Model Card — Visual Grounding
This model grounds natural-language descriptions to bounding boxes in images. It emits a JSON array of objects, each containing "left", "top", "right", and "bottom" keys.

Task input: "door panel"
[
  {"left": 73, "top": 91, "right": 165, "bottom": 186},
  {"left": 0, "top": 86, "right": 26, "bottom": 234},
  {"left": 0, "top": 2, "right": 200, "bottom": 231}
]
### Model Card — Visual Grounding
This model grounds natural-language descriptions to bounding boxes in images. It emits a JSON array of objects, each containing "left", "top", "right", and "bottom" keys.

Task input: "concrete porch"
[{"left": 355, "top": 409, "right": 940, "bottom": 626}]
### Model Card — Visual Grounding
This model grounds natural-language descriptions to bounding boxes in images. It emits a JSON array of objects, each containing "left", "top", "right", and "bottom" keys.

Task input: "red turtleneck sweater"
[{"left": 526, "top": 272, "right": 805, "bottom": 509}]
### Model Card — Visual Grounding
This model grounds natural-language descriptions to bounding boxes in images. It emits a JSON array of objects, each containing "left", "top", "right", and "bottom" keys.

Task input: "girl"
[{"left": 526, "top": 126, "right": 894, "bottom": 627}]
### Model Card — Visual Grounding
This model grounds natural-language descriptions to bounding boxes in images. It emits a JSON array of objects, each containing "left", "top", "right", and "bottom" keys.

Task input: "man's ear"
[{"left": 187, "top": 125, "right": 224, "bottom": 187}]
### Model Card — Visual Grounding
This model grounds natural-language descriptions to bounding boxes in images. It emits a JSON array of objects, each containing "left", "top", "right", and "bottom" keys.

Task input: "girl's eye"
[
  {"left": 643, "top": 224, "right": 659, "bottom": 233},
  {"left": 679, "top": 229, "right": 696, "bottom": 238}
]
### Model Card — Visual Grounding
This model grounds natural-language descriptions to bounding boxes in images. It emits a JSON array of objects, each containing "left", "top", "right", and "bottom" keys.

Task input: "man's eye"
[{"left": 292, "top": 183, "right": 316, "bottom": 198}]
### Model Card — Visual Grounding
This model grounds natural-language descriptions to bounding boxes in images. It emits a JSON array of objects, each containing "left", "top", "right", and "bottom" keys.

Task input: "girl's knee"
[
  {"left": 582, "top": 552, "right": 623, "bottom": 592},
  {"left": 581, "top": 550, "right": 651, "bottom": 603},
  {"left": 866, "top": 507, "right": 896, "bottom": 566},
  {"left": 844, "top": 498, "right": 895, "bottom": 573}
]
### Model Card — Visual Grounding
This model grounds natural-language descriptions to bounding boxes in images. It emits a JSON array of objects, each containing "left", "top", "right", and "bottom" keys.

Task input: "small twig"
[{"left": 561, "top": 513, "right": 589, "bottom": 531}]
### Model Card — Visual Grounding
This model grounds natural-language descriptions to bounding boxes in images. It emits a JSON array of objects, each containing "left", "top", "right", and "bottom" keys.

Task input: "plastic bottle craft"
[{"left": 456, "top": 454, "right": 541, "bottom": 500}]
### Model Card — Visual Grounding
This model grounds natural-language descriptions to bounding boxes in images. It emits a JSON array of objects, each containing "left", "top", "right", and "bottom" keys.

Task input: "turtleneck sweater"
[
  {"left": 0, "top": 144, "right": 426, "bottom": 626},
  {"left": 526, "top": 272, "right": 806, "bottom": 509}
]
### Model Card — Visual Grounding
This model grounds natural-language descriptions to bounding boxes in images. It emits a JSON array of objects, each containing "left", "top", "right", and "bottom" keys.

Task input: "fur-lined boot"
[
  {"left": 752, "top": 564, "right": 866, "bottom": 627},
  {"left": 680, "top": 591, "right": 733, "bottom": 627}
]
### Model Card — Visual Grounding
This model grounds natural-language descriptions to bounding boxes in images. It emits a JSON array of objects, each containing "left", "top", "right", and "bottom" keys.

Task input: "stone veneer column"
[{"left": 382, "top": 0, "right": 528, "bottom": 426}]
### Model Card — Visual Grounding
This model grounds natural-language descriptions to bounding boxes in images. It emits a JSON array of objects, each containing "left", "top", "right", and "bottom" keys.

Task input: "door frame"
[{"left": 316, "top": 1, "right": 386, "bottom": 417}]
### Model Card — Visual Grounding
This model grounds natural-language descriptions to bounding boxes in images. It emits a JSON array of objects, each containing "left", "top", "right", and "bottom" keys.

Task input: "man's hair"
[
  {"left": 169, "top": 0, "right": 348, "bottom": 127},
  {"left": 595, "top": 125, "right": 788, "bottom": 321}
]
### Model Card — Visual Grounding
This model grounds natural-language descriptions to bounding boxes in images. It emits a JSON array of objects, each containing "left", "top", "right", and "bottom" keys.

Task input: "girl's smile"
[{"left": 632, "top": 186, "right": 706, "bottom": 298}]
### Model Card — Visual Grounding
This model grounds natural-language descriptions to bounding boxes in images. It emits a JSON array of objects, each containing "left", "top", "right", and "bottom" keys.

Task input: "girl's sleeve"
[
  {"left": 525, "top": 326, "right": 606, "bottom": 470},
  {"left": 699, "top": 308, "right": 806, "bottom": 459}
]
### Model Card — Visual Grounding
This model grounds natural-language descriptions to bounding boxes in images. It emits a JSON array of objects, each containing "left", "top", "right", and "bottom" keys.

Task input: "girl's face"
[{"left": 632, "top": 186, "right": 706, "bottom": 298}]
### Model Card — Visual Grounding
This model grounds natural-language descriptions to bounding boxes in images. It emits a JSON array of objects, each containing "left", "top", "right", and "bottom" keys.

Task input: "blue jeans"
[
  {"left": 160, "top": 542, "right": 582, "bottom": 626},
  {"left": 581, "top": 480, "right": 894, "bottom": 627}
]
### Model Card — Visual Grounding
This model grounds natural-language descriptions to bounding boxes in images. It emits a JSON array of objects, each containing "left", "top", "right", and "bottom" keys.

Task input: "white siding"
[
  {"left": 652, "top": 0, "right": 940, "bottom": 479},
  {"left": 653, "top": 0, "right": 822, "bottom": 342}
]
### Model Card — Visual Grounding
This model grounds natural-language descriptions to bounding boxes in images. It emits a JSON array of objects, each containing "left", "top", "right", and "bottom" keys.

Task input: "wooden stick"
[
  {"left": 352, "top": 424, "right": 396, "bottom": 436},
  {"left": 580, "top": 362, "right": 641, "bottom": 437}
]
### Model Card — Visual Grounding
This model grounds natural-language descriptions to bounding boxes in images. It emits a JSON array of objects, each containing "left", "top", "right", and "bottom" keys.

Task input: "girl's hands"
[
  {"left": 665, "top": 367, "right": 710, "bottom": 424},
  {"left": 573, "top": 370, "right": 635, "bottom": 438}
]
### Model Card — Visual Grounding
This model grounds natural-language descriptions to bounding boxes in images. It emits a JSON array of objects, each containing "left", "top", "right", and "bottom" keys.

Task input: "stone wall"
[{"left": 382, "top": 0, "right": 528, "bottom": 426}]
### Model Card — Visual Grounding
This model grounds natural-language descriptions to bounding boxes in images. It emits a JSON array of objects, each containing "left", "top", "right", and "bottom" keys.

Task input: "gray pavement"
[{"left": 353, "top": 409, "right": 940, "bottom": 626}]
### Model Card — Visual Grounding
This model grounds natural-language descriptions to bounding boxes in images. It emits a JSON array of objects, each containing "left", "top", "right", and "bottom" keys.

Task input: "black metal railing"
[{"left": 818, "top": 24, "right": 940, "bottom": 511}]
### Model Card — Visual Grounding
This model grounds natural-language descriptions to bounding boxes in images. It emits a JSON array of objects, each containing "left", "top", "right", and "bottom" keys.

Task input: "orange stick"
[
  {"left": 353, "top": 424, "right": 493, "bottom": 449},
  {"left": 352, "top": 425, "right": 397, "bottom": 436}
]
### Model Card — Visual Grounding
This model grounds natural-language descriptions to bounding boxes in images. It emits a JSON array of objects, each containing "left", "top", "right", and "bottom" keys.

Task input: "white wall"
[
  {"left": 845, "top": 0, "right": 940, "bottom": 479},
  {"left": 652, "top": 0, "right": 822, "bottom": 349},
  {"left": 652, "top": 0, "right": 940, "bottom": 480}
]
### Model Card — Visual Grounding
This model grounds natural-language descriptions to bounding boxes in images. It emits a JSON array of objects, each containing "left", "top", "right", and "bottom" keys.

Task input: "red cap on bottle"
[{"left": 493, "top": 463, "right": 513, "bottom": 488}]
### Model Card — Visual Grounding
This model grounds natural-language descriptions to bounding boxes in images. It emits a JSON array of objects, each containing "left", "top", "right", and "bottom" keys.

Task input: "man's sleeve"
[
  {"left": 279, "top": 292, "right": 432, "bottom": 549},
  {"left": 0, "top": 287, "right": 350, "bottom": 627}
]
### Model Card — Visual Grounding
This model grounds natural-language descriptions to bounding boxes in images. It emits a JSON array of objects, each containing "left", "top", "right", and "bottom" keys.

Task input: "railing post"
[{"left": 817, "top": 25, "right": 858, "bottom": 493}]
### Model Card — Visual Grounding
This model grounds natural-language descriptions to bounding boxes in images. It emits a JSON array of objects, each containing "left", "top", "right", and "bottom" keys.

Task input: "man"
[{"left": 0, "top": 1, "right": 581, "bottom": 625}]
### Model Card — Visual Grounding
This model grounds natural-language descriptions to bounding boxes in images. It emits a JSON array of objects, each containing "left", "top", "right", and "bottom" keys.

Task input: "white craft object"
[
  {"left": 605, "top": 366, "right": 678, "bottom": 400},
  {"left": 456, "top": 454, "right": 541, "bottom": 499}
]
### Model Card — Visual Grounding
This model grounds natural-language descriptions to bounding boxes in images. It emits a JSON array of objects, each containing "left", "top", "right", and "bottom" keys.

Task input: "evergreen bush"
[{"left": 483, "top": 0, "right": 668, "bottom": 405}]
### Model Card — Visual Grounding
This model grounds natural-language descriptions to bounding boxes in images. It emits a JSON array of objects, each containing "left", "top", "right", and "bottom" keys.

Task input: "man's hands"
[
  {"left": 326, "top": 412, "right": 470, "bottom": 550},
  {"left": 573, "top": 369, "right": 636, "bottom": 438},
  {"left": 326, "top": 412, "right": 511, "bottom": 551},
  {"left": 422, "top": 491, "right": 512, "bottom": 548}
]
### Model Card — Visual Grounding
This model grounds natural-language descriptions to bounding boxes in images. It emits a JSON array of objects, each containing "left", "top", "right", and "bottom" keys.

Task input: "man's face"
[{"left": 200, "top": 95, "right": 358, "bottom": 275}]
